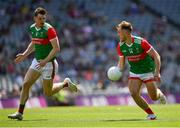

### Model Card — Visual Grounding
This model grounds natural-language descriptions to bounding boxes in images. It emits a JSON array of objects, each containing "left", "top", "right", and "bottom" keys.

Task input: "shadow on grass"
[
  {"left": 102, "top": 119, "right": 147, "bottom": 122},
  {"left": 22, "top": 119, "right": 48, "bottom": 122}
]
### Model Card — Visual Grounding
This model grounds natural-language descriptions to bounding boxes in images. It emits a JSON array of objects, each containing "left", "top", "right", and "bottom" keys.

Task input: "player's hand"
[
  {"left": 14, "top": 53, "right": 26, "bottom": 64},
  {"left": 117, "top": 64, "right": 122, "bottom": 72},
  {"left": 154, "top": 72, "right": 161, "bottom": 83},
  {"left": 35, "top": 59, "right": 47, "bottom": 69}
]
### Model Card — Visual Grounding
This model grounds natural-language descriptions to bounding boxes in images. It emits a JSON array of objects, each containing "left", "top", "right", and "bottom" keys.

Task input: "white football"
[{"left": 107, "top": 66, "right": 122, "bottom": 81}]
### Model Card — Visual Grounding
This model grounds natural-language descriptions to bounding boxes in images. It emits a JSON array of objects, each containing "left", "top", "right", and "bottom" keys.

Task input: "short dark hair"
[
  {"left": 34, "top": 7, "right": 47, "bottom": 16},
  {"left": 116, "top": 21, "right": 133, "bottom": 32}
]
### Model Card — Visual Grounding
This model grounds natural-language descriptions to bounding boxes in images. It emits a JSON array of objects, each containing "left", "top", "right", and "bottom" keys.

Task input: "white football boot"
[
  {"left": 147, "top": 114, "right": 157, "bottom": 120},
  {"left": 64, "top": 78, "right": 78, "bottom": 92},
  {"left": 8, "top": 112, "right": 23, "bottom": 121},
  {"left": 159, "top": 93, "right": 167, "bottom": 104}
]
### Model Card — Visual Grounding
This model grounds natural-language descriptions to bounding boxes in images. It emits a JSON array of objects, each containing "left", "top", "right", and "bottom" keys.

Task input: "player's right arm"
[
  {"left": 14, "top": 42, "right": 34, "bottom": 64},
  {"left": 117, "top": 44, "right": 125, "bottom": 70},
  {"left": 118, "top": 56, "right": 125, "bottom": 70}
]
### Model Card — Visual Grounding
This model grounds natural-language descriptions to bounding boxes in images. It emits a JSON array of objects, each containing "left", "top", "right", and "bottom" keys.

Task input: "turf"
[{"left": 0, "top": 104, "right": 180, "bottom": 127}]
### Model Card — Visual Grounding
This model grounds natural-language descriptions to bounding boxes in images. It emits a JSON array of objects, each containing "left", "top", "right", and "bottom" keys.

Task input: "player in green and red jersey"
[
  {"left": 116, "top": 21, "right": 166, "bottom": 120},
  {"left": 8, "top": 7, "right": 77, "bottom": 121}
]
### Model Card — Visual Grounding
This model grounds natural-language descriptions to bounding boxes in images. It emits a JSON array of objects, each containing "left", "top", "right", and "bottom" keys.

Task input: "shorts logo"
[{"left": 45, "top": 76, "right": 51, "bottom": 79}]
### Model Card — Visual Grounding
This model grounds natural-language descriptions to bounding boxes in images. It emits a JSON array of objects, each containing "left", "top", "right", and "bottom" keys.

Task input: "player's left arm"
[
  {"left": 148, "top": 48, "right": 161, "bottom": 74},
  {"left": 142, "top": 39, "right": 161, "bottom": 81},
  {"left": 43, "top": 37, "right": 60, "bottom": 62},
  {"left": 39, "top": 28, "right": 60, "bottom": 67}
]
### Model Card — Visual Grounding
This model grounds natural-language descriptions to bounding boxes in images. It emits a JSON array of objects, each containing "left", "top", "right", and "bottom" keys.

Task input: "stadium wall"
[
  {"left": 75, "top": 94, "right": 179, "bottom": 106},
  {"left": 0, "top": 96, "right": 47, "bottom": 109},
  {"left": 0, "top": 94, "right": 179, "bottom": 108}
]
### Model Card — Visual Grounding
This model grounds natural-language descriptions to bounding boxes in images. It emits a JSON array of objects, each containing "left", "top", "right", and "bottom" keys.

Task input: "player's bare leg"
[
  {"left": 128, "top": 79, "right": 148, "bottom": 109},
  {"left": 146, "top": 81, "right": 166, "bottom": 104},
  {"left": 8, "top": 69, "right": 41, "bottom": 120},
  {"left": 43, "top": 79, "right": 60, "bottom": 96},
  {"left": 20, "top": 69, "right": 41, "bottom": 104},
  {"left": 42, "top": 78, "right": 77, "bottom": 97},
  {"left": 128, "top": 79, "right": 156, "bottom": 120}
]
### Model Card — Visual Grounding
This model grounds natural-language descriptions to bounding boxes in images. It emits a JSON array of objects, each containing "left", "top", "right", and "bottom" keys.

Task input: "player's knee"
[
  {"left": 149, "top": 95, "right": 158, "bottom": 101},
  {"left": 22, "top": 81, "right": 32, "bottom": 90},
  {"left": 130, "top": 92, "right": 139, "bottom": 98}
]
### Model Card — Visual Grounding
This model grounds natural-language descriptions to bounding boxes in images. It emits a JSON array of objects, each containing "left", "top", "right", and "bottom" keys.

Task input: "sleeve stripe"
[
  {"left": 50, "top": 36, "right": 58, "bottom": 42},
  {"left": 146, "top": 47, "right": 152, "bottom": 53}
]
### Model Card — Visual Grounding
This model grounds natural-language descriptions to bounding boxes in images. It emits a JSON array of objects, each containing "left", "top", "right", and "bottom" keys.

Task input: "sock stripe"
[{"left": 144, "top": 107, "right": 154, "bottom": 114}]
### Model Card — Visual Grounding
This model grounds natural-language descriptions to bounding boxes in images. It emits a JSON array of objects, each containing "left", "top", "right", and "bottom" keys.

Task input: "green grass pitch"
[{"left": 0, "top": 104, "right": 180, "bottom": 127}]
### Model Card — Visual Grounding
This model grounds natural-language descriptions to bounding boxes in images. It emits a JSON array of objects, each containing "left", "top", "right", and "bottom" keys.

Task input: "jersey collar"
[
  {"left": 35, "top": 26, "right": 41, "bottom": 31},
  {"left": 35, "top": 23, "right": 45, "bottom": 31},
  {"left": 125, "top": 36, "right": 134, "bottom": 47}
]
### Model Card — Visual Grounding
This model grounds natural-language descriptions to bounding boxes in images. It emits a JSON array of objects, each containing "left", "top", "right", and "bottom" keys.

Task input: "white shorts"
[
  {"left": 29, "top": 58, "right": 58, "bottom": 80},
  {"left": 129, "top": 72, "right": 155, "bottom": 83}
]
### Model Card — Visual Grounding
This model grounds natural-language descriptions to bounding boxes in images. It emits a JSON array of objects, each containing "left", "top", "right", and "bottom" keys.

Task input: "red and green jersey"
[
  {"left": 29, "top": 22, "right": 57, "bottom": 61},
  {"left": 117, "top": 36, "right": 155, "bottom": 74}
]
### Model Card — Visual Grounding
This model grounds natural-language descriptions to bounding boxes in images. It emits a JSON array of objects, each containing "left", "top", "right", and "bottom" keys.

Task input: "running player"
[
  {"left": 8, "top": 7, "right": 77, "bottom": 120},
  {"left": 116, "top": 21, "right": 166, "bottom": 120}
]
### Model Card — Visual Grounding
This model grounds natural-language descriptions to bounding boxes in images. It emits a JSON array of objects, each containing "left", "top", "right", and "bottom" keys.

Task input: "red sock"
[
  {"left": 144, "top": 107, "right": 154, "bottom": 114},
  {"left": 18, "top": 104, "right": 25, "bottom": 114}
]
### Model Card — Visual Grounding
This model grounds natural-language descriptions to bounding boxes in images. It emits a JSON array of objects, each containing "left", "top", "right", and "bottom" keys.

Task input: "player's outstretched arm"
[{"left": 14, "top": 42, "right": 34, "bottom": 64}]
